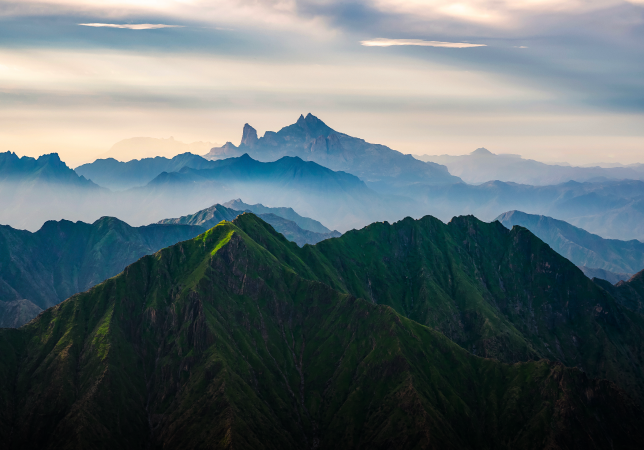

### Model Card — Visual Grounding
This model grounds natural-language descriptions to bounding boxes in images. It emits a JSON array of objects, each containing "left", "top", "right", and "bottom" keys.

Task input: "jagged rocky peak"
[
  {"left": 240, "top": 123, "right": 258, "bottom": 147},
  {"left": 471, "top": 147, "right": 495, "bottom": 156},
  {"left": 295, "top": 113, "right": 334, "bottom": 137}
]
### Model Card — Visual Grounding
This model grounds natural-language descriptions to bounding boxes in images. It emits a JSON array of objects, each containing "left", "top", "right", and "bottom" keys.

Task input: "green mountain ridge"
[
  {"left": 1, "top": 213, "right": 642, "bottom": 449},
  {"left": 0, "top": 217, "right": 204, "bottom": 327},
  {"left": 229, "top": 214, "right": 644, "bottom": 406},
  {"left": 0, "top": 204, "right": 343, "bottom": 327}
]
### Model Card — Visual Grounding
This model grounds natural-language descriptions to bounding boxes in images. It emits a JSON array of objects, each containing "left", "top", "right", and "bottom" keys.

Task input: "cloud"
[
  {"left": 78, "top": 23, "right": 183, "bottom": 30},
  {"left": 361, "top": 38, "right": 486, "bottom": 48}
]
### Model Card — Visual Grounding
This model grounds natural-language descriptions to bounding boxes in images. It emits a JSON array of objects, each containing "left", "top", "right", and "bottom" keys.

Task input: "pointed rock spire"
[{"left": 240, "top": 123, "right": 258, "bottom": 147}]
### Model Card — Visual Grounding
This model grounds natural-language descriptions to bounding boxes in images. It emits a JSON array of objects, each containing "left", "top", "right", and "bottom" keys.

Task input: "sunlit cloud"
[
  {"left": 79, "top": 23, "right": 183, "bottom": 30},
  {"left": 361, "top": 38, "right": 486, "bottom": 48}
]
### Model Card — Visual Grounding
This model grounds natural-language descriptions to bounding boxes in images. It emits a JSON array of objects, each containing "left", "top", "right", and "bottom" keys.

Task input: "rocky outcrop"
[{"left": 240, "top": 123, "right": 259, "bottom": 147}]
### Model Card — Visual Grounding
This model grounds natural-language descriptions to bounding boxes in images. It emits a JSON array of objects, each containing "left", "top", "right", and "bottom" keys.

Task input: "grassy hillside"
[{"left": 0, "top": 214, "right": 641, "bottom": 449}]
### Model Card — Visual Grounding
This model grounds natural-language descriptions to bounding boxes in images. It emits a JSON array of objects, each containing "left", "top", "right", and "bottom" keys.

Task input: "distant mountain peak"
[
  {"left": 471, "top": 147, "right": 494, "bottom": 156},
  {"left": 240, "top": 123, "right": 258, "bottom": 147}
]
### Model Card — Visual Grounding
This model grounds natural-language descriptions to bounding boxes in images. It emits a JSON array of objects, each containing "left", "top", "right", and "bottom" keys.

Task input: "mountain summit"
[{"left": 205, "top": 113, "right": 460, "bottom": 189}]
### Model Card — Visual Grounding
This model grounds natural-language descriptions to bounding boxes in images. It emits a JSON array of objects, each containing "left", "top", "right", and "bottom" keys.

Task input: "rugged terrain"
[
  {"left": 0, "top": 217, "right": 203, "bottom": 326},
  {"left": 159, "top": 203, "right": 341, "bottom": 247},
  {"left": 205, "top": 113, "right": 460, "bottom": 189},
  {"left": 0, "top": 214, "right": 642, "bottom": 449}
]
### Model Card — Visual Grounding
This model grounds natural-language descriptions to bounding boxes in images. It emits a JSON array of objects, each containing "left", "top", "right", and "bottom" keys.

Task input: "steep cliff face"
[{"left": 0, "top": 215, "right": 642, "bottom": 449}]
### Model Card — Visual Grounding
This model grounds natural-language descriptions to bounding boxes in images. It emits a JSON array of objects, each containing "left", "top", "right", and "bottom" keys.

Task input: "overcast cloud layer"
[{"left": 0, "top": 0, "right": 642, "bottom": 166}]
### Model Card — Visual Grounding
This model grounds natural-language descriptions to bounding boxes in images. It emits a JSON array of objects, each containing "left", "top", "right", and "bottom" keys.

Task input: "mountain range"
[
  {"left": 75, "top": 152, "right": 217, "bottom": 191},
  {"left": 205, "top": 113, "right": 460, "bottom": 190},
  {"left": 0, "top": 203, "right": 342, "bottom": 327},
  {"left": 418, "top": 148, "right": 644, "bottom": 185},
  {"left": 1, "top": 213, "right": 642, "bottom": 449},
  {"left": 158, "top": 202, "right": 341, "bottom": 247},
  {"left": 496, "top": 210, "right": 644, "bottom": 281},
  {"left": 421, "top": 178, "right": 644, "bottom": 241},
  {"left": 128, "top": 153, "right": 408, "bottom": 231},
  {"left": 0, "top": 151, "right": 109, "bottom": 231},
  {"left": 0, "top": 217, "right": 204, "bottom": 327},
  {"left": 1, "top": 151, "right": 391, "bottom": 232},
  {"left": 96, "top": 136, "right": 216, "bottom": 162},
  {"left": 222, "top": 199, "right": 334, "bottom": 234}
]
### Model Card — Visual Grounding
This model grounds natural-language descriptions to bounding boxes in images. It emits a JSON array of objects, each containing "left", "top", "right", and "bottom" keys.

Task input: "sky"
[{"left": 0, "top": 0, "right": 643, "bottom": 167}]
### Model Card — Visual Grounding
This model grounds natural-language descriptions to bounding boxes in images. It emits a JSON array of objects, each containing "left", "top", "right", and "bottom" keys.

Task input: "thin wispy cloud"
[
  {"left": 361, "top": 38, "right": 486, "bottom": 48},
  {"left": 78, "top": 23, "right": 183, "bottom": 30}
]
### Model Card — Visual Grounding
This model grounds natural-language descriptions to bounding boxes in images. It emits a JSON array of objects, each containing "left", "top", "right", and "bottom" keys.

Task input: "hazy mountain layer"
[
  {"left": 132, "top": 154, "right": 411, "bottom": 232},
  {"left": 1, "top": 151, "right": 408, "bottom": 233},
  {"left": 0, "top": 152, "right": 111, "bottom": 231},
  {"left": 421, "top": 179, "right": 644, "bottom": 240},
  {"left": 1, "top": 214, "right": 641, "bottom": 449},
  {"left": 0, "top": 151, "right": 96, "bottom": 186},
  {"left": 579, "top": 266, "right": 632, "bottom": 284},
  {"left": 75, "top": 152, "right": 218, "bottom": 191},
  {"left": 0, "top": 217, "right": 204, "bottom": 327},
  {"left": 496, "top": 210, "right": 644, "bottom": 274},
  {"left": 418, "top": 147, "right": 644, "bottom": 185},
  {"left": 96, "top": 136, "right": 216, "bottom": 162},
  {"left": 206, "top": 113, "right": 460, "bottom": 188},
  {"left": 223, "top": 198, "right": 334, "bottom": 234},
  {"left": 157, "top": 203, "right": 341, "bottom": 247}
]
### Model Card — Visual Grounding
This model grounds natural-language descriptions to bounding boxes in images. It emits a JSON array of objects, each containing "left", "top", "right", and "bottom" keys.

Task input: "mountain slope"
[
  {"left": 231, "top": 214, "right": 644, "bottom": 405},
  {"left": 496, "top": 210, "right": 644, "bottom": 275},
  {"left": 0, "top": 217, "right": 204, "bottom": 326},
  {"left": 205, "top": 113, "right": 460, "bottom": 188},
  {"left": 0, "top": 214, "right": 641, "bottom": 449},
  {"left": 595, "top": 270, "right": 644, "bottom": 315},
  {"left": 418, "top": 147, "right": 644, "bottom": 185},
  {"left": 75, "top": 152, "right": 218, "bottom": 191}
]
